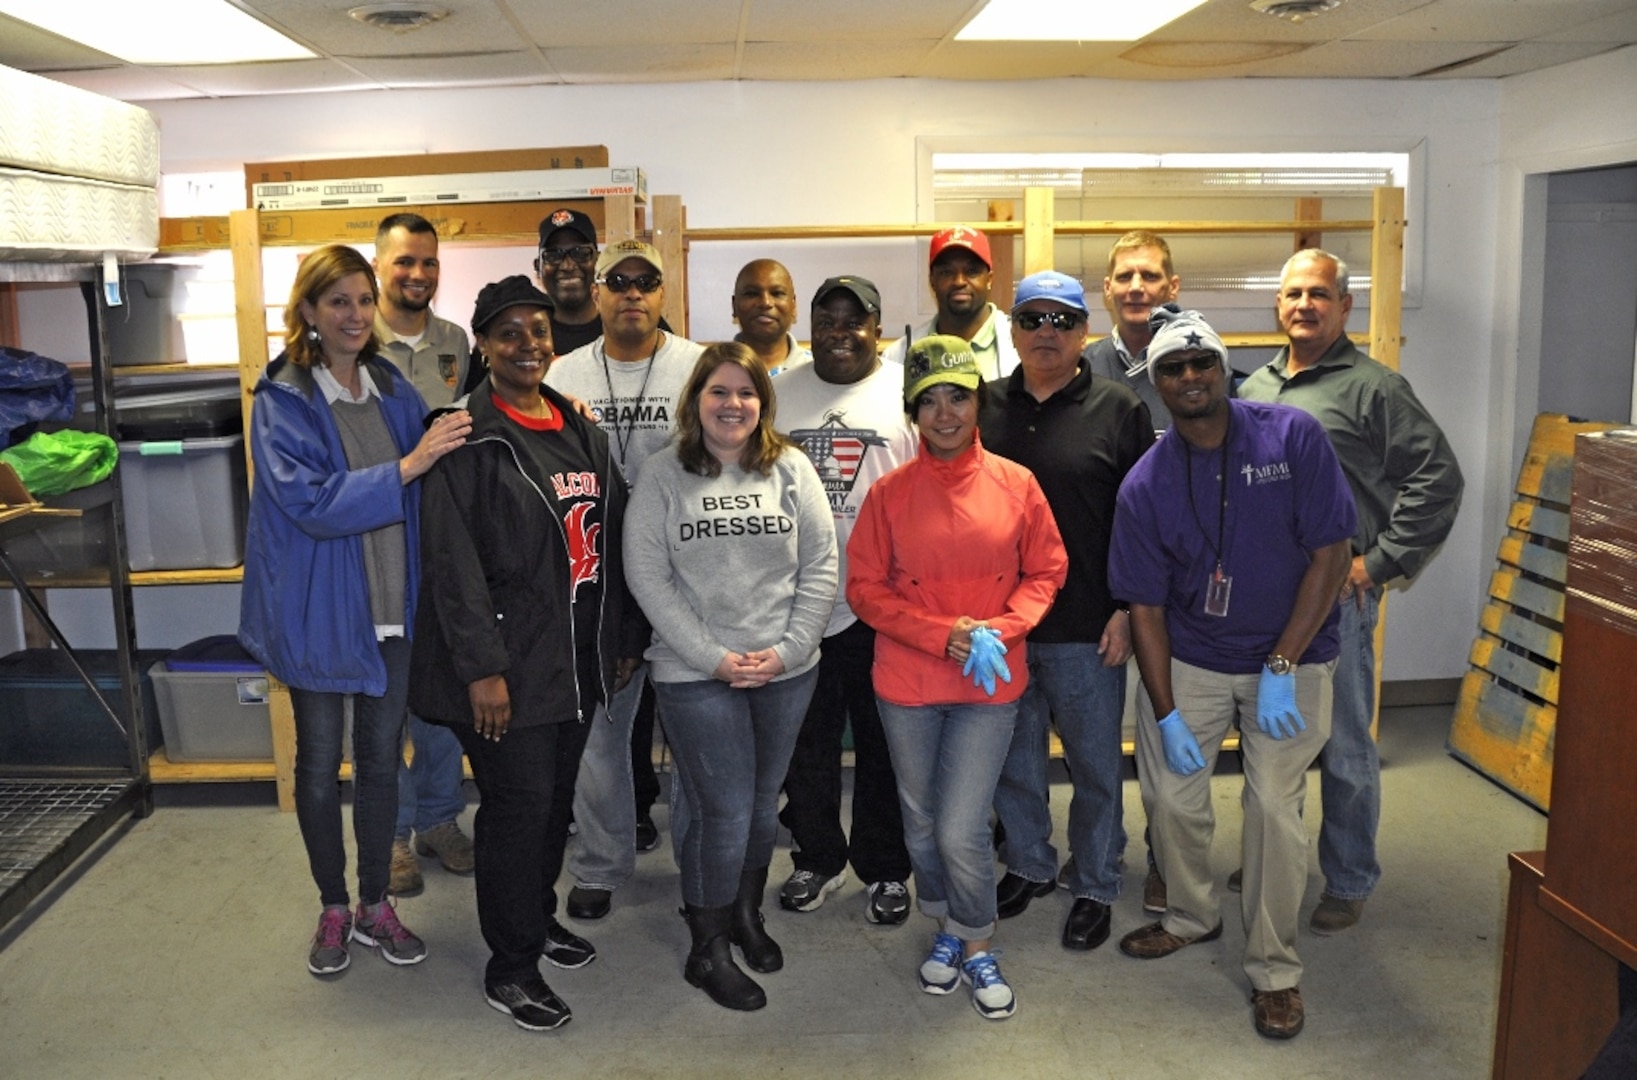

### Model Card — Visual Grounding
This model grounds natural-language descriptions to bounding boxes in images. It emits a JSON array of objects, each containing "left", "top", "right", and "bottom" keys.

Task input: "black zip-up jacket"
[{"left": 409, "top": 379, "right": 647, "bottom": 728}]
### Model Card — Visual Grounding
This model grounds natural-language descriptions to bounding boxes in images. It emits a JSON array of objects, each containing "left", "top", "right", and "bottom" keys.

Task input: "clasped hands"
[
  {"left": 947, "top": 617, "right": 1010, "bottom": 697},
  {"left": 714, "top": 648, "right": 785, "bottom": 689}
]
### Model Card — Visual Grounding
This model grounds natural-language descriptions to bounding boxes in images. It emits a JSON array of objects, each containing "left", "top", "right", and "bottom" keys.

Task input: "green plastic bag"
[{"left": 0, "top": 430, "right": 118, "bottom": 497}]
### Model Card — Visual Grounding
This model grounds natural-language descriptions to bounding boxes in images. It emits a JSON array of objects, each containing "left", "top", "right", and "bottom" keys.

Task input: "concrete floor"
[{"left": 0, "top": 704, "right": 1544, "bottom": 1079}]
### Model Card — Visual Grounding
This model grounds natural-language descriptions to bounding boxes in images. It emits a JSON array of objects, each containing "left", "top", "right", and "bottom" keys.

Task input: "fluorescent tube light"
[
  {"left": 0, "top": 0, "right": 315, "bottom": 64},
  {"left": 955, "top": 0, "right": 1209, "bottom": 42}
]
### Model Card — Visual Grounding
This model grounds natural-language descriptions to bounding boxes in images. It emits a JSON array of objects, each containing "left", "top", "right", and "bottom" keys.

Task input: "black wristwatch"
[{"left": 1265, "top": 654, "right": 1294, "bottom": 676}]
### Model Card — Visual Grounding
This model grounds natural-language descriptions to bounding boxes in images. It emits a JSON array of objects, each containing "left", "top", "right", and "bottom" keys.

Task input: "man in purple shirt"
[{"left": 1108, "top": 307, "right": 1355, "bottom": 1041}]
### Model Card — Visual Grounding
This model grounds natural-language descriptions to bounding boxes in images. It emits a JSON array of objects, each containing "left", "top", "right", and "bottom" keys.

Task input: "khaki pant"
[{"left": 1134, "top": 657, "right": 1333, "bottom": 991}]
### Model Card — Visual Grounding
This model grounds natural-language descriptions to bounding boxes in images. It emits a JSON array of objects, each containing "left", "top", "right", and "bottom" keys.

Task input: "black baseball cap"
[
  {"left": 537, "top": 208, "right": 597, "bottom": 248},
  {"left": 812, "top": 275, "right": 881, "bottom": 315}
]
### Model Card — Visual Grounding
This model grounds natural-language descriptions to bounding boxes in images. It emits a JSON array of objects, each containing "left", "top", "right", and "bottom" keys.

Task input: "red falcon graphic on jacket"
[{"left": 564, "top": 500, "right": 602, "bottom": 601}]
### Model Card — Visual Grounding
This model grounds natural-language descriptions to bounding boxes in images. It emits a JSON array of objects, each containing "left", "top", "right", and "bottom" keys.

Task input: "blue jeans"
[
  {"left": 567, "top": 665, "right": 646, "bottom": 891},
  {"left": 877, "top": 698, "right": 1018, "bottom": 943},
  {"left": 396, "top": 714, "right": 467, "bottom": 839},
  {"left": 657, "top": 668, "right": 819, "bottom": 908},
  {"left": 289, "top": 636, "right": 409, "bottom": 908},
  {"left": 993, "top": 642, "right": 1126, "bottom": 903},
  {"left": 1318, "top": 589, "right": 1382, "bottom": 900}
]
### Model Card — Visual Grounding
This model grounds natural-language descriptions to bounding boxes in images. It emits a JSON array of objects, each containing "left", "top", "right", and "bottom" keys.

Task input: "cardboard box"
[
  {"left": 252, "top": 167, "right": 647, "bottom": 211},
  {"left": 244, "top": 146, "right": 609, "bottom": 204}
]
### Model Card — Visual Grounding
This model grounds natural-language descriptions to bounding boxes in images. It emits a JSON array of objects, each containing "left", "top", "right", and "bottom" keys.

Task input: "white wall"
[
  {"left": 137, "top": 76, "right": 1508, "bottom": 680},
  {"left": 1489, "top": 49, "right": 1637, "bottom": 587}
]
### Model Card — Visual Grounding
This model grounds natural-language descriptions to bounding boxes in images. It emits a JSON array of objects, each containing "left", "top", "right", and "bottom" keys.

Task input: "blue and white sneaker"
[
  {"left": 961, "top": 950, "right": 1016, "bottom": 1020},
  {"left": 918, "top": 931, "right": 964, "bottom": 994}
]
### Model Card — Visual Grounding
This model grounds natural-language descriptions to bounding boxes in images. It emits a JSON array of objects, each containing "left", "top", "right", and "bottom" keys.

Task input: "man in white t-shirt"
[
  {"left": 881, "top": 226, "right": 1019, "bottom": 381},
  {"left": 545, "top": 238, "right": 705, "bottom": 922},
  {"left": 774, "top": 275, "right": 917, "bottom": 923}
]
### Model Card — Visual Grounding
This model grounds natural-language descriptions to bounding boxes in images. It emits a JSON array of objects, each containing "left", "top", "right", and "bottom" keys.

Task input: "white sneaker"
[
  {"left": 918, "top": 931, "right": 963, "bottom": 994},
  {"left": 961, "top": 950, "right": 1016, "bottom": 1020}
]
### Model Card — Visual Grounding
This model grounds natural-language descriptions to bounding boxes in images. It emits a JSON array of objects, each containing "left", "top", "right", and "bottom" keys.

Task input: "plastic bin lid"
[{"left": 165, "top": 635, "right": 262, "bottom": 673}]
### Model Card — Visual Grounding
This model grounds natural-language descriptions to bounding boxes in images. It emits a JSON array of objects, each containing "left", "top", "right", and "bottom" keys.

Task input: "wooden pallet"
[{"left": 1447, "top": 414, "right": 1619, "bottom": 809}]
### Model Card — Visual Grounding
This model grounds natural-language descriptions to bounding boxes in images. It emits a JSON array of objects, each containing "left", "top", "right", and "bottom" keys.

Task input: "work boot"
[
  {"left": 683, "top": 903, "right": 765, "bottom": 1011},
  {"left": 389, "top": 838, "right": 424, "bottom": 897},
  {"left": 730, "top": 865, "right": 783, "bottom": 973}
]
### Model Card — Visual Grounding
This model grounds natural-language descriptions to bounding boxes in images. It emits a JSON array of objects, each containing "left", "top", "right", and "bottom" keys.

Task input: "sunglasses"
[
  {"left": 1014, "top": 310, "right": 1085, "bottom": 332},
  {"left": 601, "top": 272, "right": 663, "bottom": 294},
  {"left": 1152, "top": 354, "right": 1221, "bottom": 380},
  {"left": 539, "top": 244, "right": 596, "bottom": 268}
]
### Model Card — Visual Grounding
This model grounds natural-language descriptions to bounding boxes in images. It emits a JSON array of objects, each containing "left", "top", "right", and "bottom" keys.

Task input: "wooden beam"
[
  {"left": 230, "top": 208, "right": 268, "bottom": 487},
  {"left": 1368, "top": 186, "right": 1406, "bottom": 371},
  {"left": 1295, "top": 196, "right": 1323, "bottom": 251},
  {"left": 987, "top": 199, "right": 1017, "bottom": 309},
  {"left": 1022, "top": 188, "right": 1054, "bottom": 277},
  {"left": 651, "top": 195, "right": 687, "bottom": 337}
]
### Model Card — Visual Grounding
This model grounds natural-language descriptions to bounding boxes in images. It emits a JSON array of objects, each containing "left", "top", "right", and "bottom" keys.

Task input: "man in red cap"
[{"left": 882, "top": 226, "right": 1020, "bottom": 381}]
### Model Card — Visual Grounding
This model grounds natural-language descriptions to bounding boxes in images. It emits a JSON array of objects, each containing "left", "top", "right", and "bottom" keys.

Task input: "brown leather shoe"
[
  {"left": 1142, "top": 867, "right": 1166, "bottom": 915},
  {"left": 1118, "top": 920, "right": 1223, "bottom": 959},
  {"left": 1252, "top": 986, "right": 1305, "bottom": 1038},
  {"left": 414, "top": 821, "right": 475, "bottom": 876}
]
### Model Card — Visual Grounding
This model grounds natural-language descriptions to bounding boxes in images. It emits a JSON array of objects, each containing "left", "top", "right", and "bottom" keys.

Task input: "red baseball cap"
[{"left": 928, "top": 225, "right": 992, "bottom": 269}]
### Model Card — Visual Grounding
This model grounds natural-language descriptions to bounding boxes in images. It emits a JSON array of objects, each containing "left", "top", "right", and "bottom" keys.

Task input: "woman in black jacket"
[{"left": 409, "top": 276, "right": 643, "bottom": 1032}]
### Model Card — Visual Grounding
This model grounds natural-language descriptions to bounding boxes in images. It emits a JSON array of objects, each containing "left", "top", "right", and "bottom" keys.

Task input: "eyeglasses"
[
  {"left": 1152, "top": 354, "right": 1221, "bottom": 380},
  {"left": 601, "top": 272, "right": 663, "bottom": 294},
  {"left": 539, "top": 244, "right": 596, "bottom": 268},
  {"left": 1013, "top": 310, "right": 1085, "bottom": 333}
]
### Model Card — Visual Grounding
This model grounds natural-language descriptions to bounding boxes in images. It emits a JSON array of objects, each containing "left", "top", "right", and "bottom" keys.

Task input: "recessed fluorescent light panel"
[
  {"left": 0, "top": 0, "right": 315, "bottom": 64},
  {"left": 956, "top": 0, "right": 1209, "bottom": 42}
]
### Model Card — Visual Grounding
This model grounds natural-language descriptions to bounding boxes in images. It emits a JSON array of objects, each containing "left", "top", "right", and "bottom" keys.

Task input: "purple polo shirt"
[{"left": 1109, "top": 398, "right": 1356, "bottom": 675}]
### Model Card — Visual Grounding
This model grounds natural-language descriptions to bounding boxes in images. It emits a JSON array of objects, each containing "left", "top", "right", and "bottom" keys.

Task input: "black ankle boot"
[
  {"left": 730, "top": 865, "right": 783, "bottom": 973},
  {"left": 683, "top": 903, "right": 766, "bottom": 1011}
]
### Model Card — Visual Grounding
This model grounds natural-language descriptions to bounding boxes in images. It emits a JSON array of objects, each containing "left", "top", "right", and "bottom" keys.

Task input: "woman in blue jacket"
[{"left": 239, "top": 243, "right": 471, "bottom": 979}]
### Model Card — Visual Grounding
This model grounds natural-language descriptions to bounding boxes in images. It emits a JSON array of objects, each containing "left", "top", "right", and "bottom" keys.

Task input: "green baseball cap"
[{"left": 903, "top": 334, "right": 981, "bottom": 406}]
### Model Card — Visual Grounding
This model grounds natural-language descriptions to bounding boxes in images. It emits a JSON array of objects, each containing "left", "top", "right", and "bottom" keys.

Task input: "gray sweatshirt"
[{"left": 623, "top": 445, "right": 838, "bottom": 684}]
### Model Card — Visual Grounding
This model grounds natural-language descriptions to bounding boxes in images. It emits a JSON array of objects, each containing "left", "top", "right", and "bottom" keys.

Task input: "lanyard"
[
  {"left": 597, "top": 333, "right": 661, "bottom": 472},
  {"left": 1183, "top": 407, "right": 1230, "bottom": 573}
]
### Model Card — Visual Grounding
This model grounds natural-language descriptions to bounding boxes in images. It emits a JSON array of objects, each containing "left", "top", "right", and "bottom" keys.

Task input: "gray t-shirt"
[{"left": 547, "top": 333, "right": 705, "bottom": 485}]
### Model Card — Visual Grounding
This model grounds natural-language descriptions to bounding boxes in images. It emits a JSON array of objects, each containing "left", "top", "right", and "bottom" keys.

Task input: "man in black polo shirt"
[{"left": 980, "top": 271, "right": 1155, "bottom": 951}]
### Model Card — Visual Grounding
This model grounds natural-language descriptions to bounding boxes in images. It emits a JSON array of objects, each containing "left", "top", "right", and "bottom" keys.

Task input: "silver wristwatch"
[{"left": 1265, "top": 654, "right": 1294, "bottom": 676}]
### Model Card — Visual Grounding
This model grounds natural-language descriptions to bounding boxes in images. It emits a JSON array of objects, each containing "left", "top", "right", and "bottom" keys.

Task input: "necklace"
[{"left": 598, "top": 333, "right": 661, "bottom": 471}]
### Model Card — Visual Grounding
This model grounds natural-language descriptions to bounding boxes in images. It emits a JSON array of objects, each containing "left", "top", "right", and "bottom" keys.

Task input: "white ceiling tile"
[
  {"left": 1348, "top": 0, "right": 1637, "bottom": 42},
  {"left": 740, "top": 40, "right": 942, "bottom": 80},
  {"left": 344, "top": 51, "right": 557, "bottom": 88},
  {"left": 144, "top": 59, "right": 379, "bottom": 98},
  {"left": 1420, "top": 41, "right": 1628, "bottom": 77},
  {"left": 35, "top": 66, "right": 213, "bottom": 101},
  {"left": 541, "top": 44, "right": 738, "bottom": 82},
  {"left": 1536, "top": 11, "right": 1637, "bottom": 44},
  {"left": 249, "top": 0, "right": 522, "bottom": 57},
  {"left": 510, "top": 0, "right": 743, "bottom": 48},
  {"left": 742, "top": 0, "right": 975, "bottom": 42},
  {"left": 1150, "top": 0, "right": 1433, "bottom": 45},
  {"left": 929, "top": 40, "right": 1134, "bottom": 79}
]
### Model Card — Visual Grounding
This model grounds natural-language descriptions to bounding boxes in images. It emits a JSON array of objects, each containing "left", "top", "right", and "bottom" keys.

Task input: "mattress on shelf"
[
  {"left": 0, "top": 64, "right": 159, "bottom": 187},
  {"left": 0, "top": 166, "right": 158, "bottom": 261}
]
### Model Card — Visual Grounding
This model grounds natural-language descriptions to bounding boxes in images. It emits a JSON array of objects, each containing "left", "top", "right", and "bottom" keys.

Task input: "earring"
[
  {"left": 306, "top": 325, "right": 320, "bottom": 343},
  {"left": 481, "top": 354, "right": 490, "bottom": 368}
]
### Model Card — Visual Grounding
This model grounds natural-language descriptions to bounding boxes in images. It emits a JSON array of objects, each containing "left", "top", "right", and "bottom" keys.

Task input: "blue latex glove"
[
  {"left": 962, "top": 627, "right": 1012, "bottom": 696},
  {"left": 1256, "top": 668, "right": 1306, "bottom": 740},
  {"left": 1157, "top": 709, "right": 1207, "bottom": 776}
]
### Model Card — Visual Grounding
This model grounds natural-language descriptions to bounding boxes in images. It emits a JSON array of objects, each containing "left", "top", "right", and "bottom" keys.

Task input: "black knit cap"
[{"left": 471, "top": 275, "right": 554, "bottom": 335}]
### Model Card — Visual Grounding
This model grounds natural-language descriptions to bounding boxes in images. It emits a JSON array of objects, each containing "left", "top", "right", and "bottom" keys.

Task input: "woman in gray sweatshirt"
[{"left": 624, "top": 342, "right": 837, "bottom": 1012}]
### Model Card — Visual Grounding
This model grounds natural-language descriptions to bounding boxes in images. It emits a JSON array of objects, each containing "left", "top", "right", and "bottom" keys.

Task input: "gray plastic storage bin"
[
  {"left": 151, "top": 660, "right": 273, "bottom": 762},
  {"left": 107, "top": 263, "right": 178, "bottom": 365},
  {"left": 116, "top": 433, "right": 248, "bottom": 571}
]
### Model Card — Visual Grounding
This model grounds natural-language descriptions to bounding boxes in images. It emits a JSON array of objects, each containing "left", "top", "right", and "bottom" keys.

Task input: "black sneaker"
[
  {"left": 542, "top": 918, "right": 596, "bottom": 970},
  {"left": 634, "top": 813, "right": 660, "bottom": 853},
  {"left": 865, "top": 880, "right": 911, "bottom": 926},
  {"left": 486, "top": 978, "right": 571, "bottom": 1031}
]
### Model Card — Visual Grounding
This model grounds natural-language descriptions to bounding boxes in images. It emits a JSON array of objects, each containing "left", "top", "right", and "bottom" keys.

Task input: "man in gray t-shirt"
[{"left": 545, "top": 238, "right": 704, "bottom": 921}]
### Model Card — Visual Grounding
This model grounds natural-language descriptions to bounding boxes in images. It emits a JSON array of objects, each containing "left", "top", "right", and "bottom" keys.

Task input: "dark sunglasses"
[
  {"left": 1014, "top": 310, "right": 1085, "bottom": 332},
  {"left": 1152, "top": 354, "right": 1221, "bottom": 380},
  {"left": 601, "top": 272, "right": 663, "bottom": 294},
  {"left": 539, "top": 244, "right": 596, "bottom": 267}
]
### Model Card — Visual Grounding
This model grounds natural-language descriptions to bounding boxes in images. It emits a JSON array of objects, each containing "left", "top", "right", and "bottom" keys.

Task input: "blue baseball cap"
[{"left": 1010, "top": 270, "right": 1089, "bottom": 314}]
